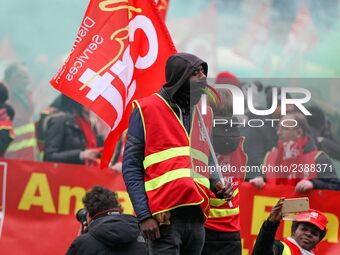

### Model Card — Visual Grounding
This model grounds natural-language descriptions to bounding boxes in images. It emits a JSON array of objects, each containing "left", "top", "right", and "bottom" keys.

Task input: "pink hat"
[{"left": 295, "top": 209, "right": 328, "bottom": 231}]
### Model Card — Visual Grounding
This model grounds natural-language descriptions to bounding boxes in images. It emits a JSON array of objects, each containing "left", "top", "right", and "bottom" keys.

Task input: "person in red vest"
[
  {"left": 202, "top": 80, "right": 247, "bottom": 255},
  {"left": 0, "top": 82, "right": 15, "bottom": 157},
  {"left": 3, "top": 63, "right": 38, "bottom": 160},
  {"left": 122, "top": 53, "right": 232, "bottom": 254},
  {"left": 252, "top": 198, "right": 328, "bottom": 255},
  {"left": 263, "top": 112, "right": 340, "bottom": 192}
]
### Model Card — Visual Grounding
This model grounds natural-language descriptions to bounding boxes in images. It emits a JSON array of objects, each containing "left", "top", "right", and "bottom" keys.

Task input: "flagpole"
[{"left": 195, "top": 105, "right": 233, "bottom": 207}]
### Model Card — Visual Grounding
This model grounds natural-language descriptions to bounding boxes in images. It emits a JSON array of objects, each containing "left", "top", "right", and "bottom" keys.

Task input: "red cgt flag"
[{"left": 50, "top": 0, "right": 176, "bottom": 167}]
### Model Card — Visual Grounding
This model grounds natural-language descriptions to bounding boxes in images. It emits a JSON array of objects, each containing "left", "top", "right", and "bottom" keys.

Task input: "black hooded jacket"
[
  {"left": 299, "top": 137, "right": 340, "bottom": 190},
  {"left": 163, "top": 52, "right": 208, "bottom": 103},
  {"left": 122, "top": 53, "right": 207, "bottom": 223},
  {"left": 66, "top": 214, "right": 146, "bottom": 255}
]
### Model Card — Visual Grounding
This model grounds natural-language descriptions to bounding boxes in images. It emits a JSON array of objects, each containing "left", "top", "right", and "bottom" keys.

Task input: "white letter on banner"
[
  {"left": 78, "top": 15, "right": 158, "bottom": 129},
  {"left": 110, "top": 46, "right": 136, "bottom": 107},
  {"left": 79, "top": 69, "right": 123, "bottom": 129},
  {"left": 129, "top": 15, "right": 158, "bottom": 69}
]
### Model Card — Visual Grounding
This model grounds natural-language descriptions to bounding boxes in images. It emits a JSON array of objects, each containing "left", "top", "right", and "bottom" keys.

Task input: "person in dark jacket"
[
  {"left": 306, "top": 105, "right": 340, "bottom": 162},
  {"left": 122, "top": 53, "right": 232, "bottom": 254},
  {"left": 43, "top": 94, "right": 102, "bottom": 165},
  {"left": 66, "top": 186, "right": 146, "bottom": 255},
  {"left": 35, "top": 94, "right": 62, "bottom": 156},
  {"left": 252, "top": 198, "right": 328, "bottom": 255}
]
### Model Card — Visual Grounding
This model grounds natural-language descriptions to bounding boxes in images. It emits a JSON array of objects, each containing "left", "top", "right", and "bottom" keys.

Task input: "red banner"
[
  {"left": 0, "top": 159, "right": 132, "bottom": 254},
  {"left": 0, "top": 159, "right": 339, "bottom": 254}
]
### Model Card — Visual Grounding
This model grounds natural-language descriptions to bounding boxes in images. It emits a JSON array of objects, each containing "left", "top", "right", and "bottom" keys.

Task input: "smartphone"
[{"left": 282, "top": 197, "right": 309, "bottom": 214}]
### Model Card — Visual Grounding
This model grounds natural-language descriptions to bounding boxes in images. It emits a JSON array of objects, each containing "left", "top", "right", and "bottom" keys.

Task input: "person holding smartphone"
[{"left": 252, "top": 198, "right": 328, "bottom": 255}]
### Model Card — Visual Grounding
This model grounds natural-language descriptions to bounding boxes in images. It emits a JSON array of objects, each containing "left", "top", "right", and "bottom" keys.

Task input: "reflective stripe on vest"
[
  {"left": 145, "top": 168, "right": 210, "bottom": 191},
  {"left": 209, "top": 206, "right": 240, "bottom": 218},
  {"left": 208, "top": 188, "right": 240, "bottom": 219},
  {"left": 143, "top": 146, "right": 190, "bottom": 169},
  {"left": 7, "top": 123, "right": 36, "bottom": 152},
  {"left": 13, "top": 123, "right": 35, "bottom": 136},
  {"left": 142, "top": 139, "right": 208, "bottom": 169},
  {"left": 191, "top": 148, "right": 209, "bottom": 165},
  {"left": 193, "top": 172, "right": 210, "bottom": 189},
  {"left": 145, "top": 168, "right": 192, "bottom": 191},
  {"left": 281, "top": 242, "right": 292, "bottom": 255},
  {"left": 7, "top": 138, "right": 37, "bottom": 152}
]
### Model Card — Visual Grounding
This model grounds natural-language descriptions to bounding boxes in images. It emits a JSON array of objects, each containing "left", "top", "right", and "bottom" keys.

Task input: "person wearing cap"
[
  {"left": 215, "top": 71, "right": 240, "bottom": 86},
  {"left": 252, "top": 198, "right": 328, "bottom": 255}
]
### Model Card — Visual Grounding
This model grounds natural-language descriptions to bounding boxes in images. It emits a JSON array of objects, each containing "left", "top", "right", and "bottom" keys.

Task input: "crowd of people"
[
  {"left": 120, "top": 52, "right": 339, "bottom": 255},
  {"left": 0, "top": 62, "right": 105, "bottom": 166},
  {"left": 1, "top": 54, "right": 340, "bottom": 254}
]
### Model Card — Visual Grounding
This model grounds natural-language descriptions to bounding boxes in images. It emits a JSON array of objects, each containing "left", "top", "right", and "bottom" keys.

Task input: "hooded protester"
[
  {"left": 66, "top": 186, "right": 146, "bottom": 255},
  {"left": 122, "top": 53, "right": 232, "bottom": 254},
  {"left": 253, "top": 198, "right": 328, "bottom": 255}
]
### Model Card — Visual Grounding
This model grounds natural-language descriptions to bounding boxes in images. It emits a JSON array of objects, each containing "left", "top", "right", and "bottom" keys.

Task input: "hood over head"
[
  {"left": 163, "top": 53, "right": 208, "bottom": 103},
  {"left": 88, "top": 214, "right": 141, "bottom": 248}
]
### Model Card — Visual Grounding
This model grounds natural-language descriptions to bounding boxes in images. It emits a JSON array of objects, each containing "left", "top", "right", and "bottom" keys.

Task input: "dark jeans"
[
  {"left": 148, "top": 205, "right": 205, "bottom": 255},
  {"left": 202, "top": 228, "right": 241, "bottom": 255}
]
